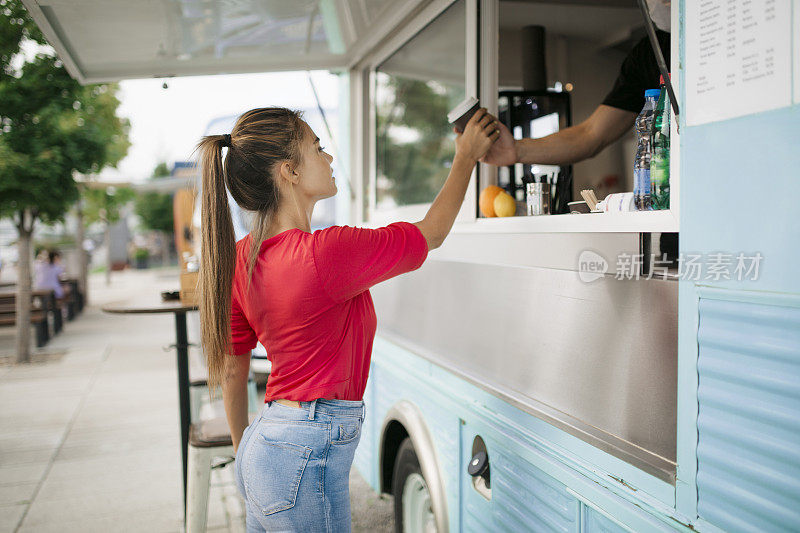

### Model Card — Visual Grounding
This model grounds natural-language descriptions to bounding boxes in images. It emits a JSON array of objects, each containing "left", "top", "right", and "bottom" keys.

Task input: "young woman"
[{"left": 197, "top": 106, "right": 499, "bottom": 532}]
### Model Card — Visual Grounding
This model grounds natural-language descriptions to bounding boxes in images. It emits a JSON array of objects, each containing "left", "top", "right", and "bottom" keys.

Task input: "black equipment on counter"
[{"left": 497, "top": 90, "right": 573, "bottom": 215}]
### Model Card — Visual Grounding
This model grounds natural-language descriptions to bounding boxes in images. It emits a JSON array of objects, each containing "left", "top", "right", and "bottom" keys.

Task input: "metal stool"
[
  {"left": 188, "top": 370, "right": 260, "bottom": 422},
  {"left": 188, "top": 347, "right": 261, "bottom": 422},
  {"left": 186, "top": 414, "right": 256, "bottom": 532}
]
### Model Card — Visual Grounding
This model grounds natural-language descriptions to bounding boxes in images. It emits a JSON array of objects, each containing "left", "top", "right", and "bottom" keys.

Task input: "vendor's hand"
[
  {"left": 479, "top": 120, "right": 516, "bottom": 166},
  {"left": 454, "top": 108, "right": 500, "bottom": 162}
]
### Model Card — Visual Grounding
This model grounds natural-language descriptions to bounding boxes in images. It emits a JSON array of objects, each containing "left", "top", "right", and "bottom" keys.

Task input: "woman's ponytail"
[
  {"left": 197, "top": 135, "right": 235, "bottom": 397},
  {"left": 194, "top": 107, "right": 306, "bottom": 397}
]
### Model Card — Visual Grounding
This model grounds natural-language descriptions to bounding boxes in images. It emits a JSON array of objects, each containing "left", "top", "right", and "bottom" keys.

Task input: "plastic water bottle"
[
  {"left": 650, "top": 77, "right": 670, "bottom": 210},
  {"left": 633, "top": 89, "right": 660, "bottom": 210}
]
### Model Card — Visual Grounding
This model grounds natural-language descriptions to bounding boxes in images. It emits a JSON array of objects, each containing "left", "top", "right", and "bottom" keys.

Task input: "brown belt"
[{"left": 275, "top": 398, "right": 302, "bottom": 409}]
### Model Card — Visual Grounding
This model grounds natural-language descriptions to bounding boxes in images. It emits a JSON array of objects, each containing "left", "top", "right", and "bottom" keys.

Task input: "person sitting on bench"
[{"left": 34, "top": 250, "right": 71, "bottom": 317}]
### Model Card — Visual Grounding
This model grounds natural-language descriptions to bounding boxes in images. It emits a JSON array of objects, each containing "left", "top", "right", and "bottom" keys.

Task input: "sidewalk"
[{"left": 0, "top": 268, "right": 393, "bottom": 532}]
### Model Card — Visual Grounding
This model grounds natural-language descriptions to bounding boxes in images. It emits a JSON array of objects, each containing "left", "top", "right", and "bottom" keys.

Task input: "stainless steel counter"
[{"left": 371, "top": 248, "right": 678, "bottom": 482}]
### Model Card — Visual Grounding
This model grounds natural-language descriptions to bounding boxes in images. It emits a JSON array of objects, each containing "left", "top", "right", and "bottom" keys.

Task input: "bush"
[{"left": 133, "top": 248, "right": 150, "bottom": 260}]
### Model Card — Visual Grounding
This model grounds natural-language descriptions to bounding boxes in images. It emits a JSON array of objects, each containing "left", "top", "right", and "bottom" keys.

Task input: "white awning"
[{"left": 22, "top": 0, "right": 421, "bottom": 84}]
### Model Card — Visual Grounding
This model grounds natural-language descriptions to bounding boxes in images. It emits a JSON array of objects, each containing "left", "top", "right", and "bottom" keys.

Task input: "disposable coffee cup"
[{"left": 447, "top": 96, "right": 480, "bottom": 133}]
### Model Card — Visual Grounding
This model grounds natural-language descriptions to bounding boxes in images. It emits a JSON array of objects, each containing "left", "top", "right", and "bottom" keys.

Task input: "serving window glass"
[{"left": 370, "top": 0, "right": 468, "bottom": 219}]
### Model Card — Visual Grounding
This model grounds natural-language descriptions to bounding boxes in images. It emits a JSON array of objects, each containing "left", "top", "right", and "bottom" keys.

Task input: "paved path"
[{"left": 0, "top": 268, "right": 393, "bottom": 532}]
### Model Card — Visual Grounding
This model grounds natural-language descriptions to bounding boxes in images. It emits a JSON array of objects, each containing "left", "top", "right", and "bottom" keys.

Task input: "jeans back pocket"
[
  {"left": 332, "top": 419, "right": 361, "bottom": 445},
  {"left": 244, "top": 435, "right": 312, "bottom": 516}
]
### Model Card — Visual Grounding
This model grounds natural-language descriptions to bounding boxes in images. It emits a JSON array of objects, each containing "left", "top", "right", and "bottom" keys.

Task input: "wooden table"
[{"left": 101, "top": 296, "right": 198, "bottom": 518}]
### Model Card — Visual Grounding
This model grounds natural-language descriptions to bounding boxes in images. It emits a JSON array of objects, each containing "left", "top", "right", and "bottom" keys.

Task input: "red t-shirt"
[{"left": 229, "top": 222, "right": 429, "bottom": 402}]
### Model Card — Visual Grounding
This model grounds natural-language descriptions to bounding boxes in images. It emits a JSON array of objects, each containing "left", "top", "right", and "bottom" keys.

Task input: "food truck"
[{"left": 24, "top": 0, "right": 799, "bottom": 531}]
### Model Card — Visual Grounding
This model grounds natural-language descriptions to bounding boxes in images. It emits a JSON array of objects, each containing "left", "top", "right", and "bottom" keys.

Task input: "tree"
[
  {"left": 135, "top": 161, "right": 175, "bottom": 266},
  {"left": 0, "top": 0, "right": 130, "bottom": 363},
  {"left": 136, "top": 191, "right": 174, "bottom": 233},
  {"left": 151, "top": 161, "right": 170, "bottom": 178},
  {"left": 376, "top": 77, "right": 461, "bottom": 206},
  {"left": 136, "top": 192, "right": 174, "bottom": 265}
]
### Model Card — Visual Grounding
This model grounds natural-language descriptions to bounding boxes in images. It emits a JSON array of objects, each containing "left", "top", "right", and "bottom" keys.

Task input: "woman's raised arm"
[{"left": 413, "top": 108, "right": 499, "bottom": 250}]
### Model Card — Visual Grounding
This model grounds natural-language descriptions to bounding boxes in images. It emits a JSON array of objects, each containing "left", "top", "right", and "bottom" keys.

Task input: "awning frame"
[{"left": 22, "top": 0, "right": 434, "bottom": 84}]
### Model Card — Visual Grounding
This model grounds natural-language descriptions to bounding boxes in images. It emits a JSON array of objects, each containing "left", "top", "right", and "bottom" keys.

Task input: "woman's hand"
[
  {"left": 454, "top": 108, "right": 500, "bottom": 163},
  {"left": 479, "top": 120, "right": 517, "bottom": 166},
  {"left": 414, "top": 109, "right": 500, "bottom": 250}
]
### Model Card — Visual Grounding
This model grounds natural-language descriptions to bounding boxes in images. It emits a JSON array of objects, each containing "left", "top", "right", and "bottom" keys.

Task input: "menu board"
[{"left": 685, "top": 0, "right": 792, "bottom": 126}]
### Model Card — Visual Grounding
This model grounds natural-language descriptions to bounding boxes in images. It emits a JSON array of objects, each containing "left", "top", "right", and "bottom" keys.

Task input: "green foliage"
[
  {"left": 34, "top": 235, "right": 76, "bottom": 253},
  {"left": 376, "top": 76, "right": 463, "bottom": 206},
  {"left": 0, "top": 0, "right": 46, "bottom": 76},
  {"left": 0, "top": 0, "right": 130, "bottom": 226},
  {"left": 82, "top": 186, "right": 134, "bottom": 225},
  {"left": 152, "top": 161, "right": 170, "bottom": 178},
  {"left": 133, "top": 247, "right": 149, "bottom": 260},
  {"left": 135, "top": 191, "right": 174, "bottom": 233},
  {"left": 135, "top": 161, "right": 174, "bottom": 233}
]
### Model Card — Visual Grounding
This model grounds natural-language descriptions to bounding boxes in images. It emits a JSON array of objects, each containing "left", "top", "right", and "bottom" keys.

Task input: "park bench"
[
  {"left": 0, "top": 289, "right": 55, "bottom": 347},
  {"left": 0, "top": 278, "right": 83, "bottom": 329},
  {"left": 56, "top": 280, "right": 79, "bottom": 322},
  {"left": 62, "top": 278, "right": 84, "bottom": 314},
  {"left": 0, "top": 283, "right": 68, "bottom": 333}
]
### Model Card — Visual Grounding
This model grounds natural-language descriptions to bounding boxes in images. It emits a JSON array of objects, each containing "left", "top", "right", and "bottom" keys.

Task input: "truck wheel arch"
[{"left": 378, "top": 400, "right": 449, "bottom": 533}]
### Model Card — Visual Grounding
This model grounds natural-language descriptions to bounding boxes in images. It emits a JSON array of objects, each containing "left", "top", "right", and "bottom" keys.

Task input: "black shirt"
[{"left": 602, "top": 30, "right": 670, "bottom": 114}]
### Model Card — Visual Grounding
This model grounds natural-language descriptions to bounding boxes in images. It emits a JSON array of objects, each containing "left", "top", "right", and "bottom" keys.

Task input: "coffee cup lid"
[{"left": 447, "top": 96, "right": 479, "bottom": 124}]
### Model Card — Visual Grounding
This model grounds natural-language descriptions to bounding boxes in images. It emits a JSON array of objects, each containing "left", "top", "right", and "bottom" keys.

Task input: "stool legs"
[
  {"left": 186, "top": 444, "right": 233, "bottom": 533},
  {"left": 189, "top": 386, "right": 203, "bottom": 423}
]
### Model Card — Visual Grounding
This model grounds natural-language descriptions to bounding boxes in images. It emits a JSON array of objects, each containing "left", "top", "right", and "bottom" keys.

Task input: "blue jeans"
[{"left": 234, "top": 398, "right": 365, "bottom": 532}]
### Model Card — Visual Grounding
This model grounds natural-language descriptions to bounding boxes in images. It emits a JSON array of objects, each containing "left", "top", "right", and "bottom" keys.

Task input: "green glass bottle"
[{"left": 650, "top": 75, "right": 670, "bottom": 210}]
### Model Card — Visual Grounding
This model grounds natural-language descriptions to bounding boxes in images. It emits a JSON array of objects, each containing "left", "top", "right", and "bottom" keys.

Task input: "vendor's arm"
[
  {"left": 481, "top": 104, "right": 635, "bottom": 167},
  {"left": 483, "top": 30, "right": 670, "bottom": 168}
]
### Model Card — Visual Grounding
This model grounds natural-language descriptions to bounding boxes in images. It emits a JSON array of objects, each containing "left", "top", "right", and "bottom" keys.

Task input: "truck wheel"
[{"left": 392, "top": 437, "right": 437, "bottom": 533}]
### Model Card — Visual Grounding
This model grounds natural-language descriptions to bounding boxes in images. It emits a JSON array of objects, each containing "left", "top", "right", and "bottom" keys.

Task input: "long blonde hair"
[{"left": 196, "top": 108, "right": 306, "bottom": 394}]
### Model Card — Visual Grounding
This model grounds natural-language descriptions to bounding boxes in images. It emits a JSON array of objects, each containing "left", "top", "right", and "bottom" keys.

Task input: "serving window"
[
  {"left": 363, "top": 0, "right": 678, "bottom": 234},
  {"left": 470, "top": 0, "right": 680, "bottom": 233},
  {"left": 366, "top": 0, "right": 470, "bottom": 224},
  {"left": 375, "top": 0, "right": 466, "bottom": 212}
]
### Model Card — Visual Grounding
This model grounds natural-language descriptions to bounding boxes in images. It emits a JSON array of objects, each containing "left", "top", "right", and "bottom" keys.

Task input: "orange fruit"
[
  {"left": 479, "top": 185, "right": 504, "bottom": 217},
  {"left": 493, "top": 191, "right": 517, "bottom": 217}
]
